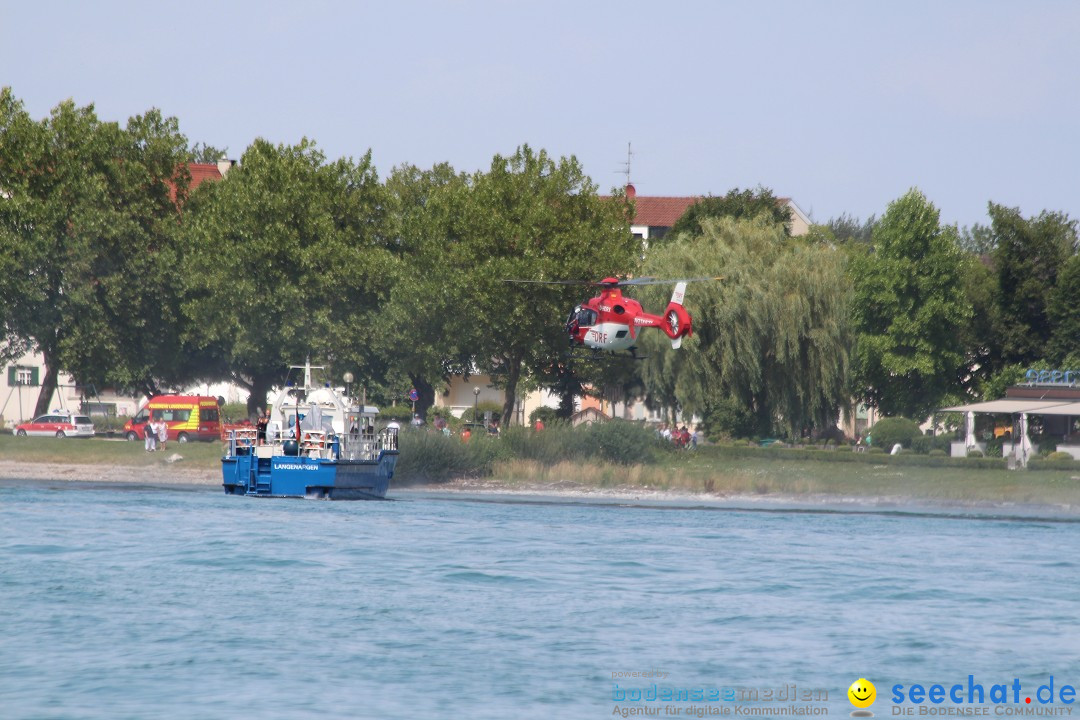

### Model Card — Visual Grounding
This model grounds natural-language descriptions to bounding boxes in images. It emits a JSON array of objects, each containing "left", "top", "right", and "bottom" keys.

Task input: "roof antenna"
[{"left": 616, "top": 141, "right": 633, "bottom": 187}]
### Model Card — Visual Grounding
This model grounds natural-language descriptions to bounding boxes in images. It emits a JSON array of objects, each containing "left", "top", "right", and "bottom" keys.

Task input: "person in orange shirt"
[{"left": 461, "top": 427, "right": 472, "bottom": 443}]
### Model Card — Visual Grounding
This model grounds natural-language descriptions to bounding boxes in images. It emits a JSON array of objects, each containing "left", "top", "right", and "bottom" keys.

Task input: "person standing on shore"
[
  {"left": 156, "top": 417, "right": 168, "bottom": 451},
  {"left": 144, "top": 418, "right": 157, "bottom": 452}
]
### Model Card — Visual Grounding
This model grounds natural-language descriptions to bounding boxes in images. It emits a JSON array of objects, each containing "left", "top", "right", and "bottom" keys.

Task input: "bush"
[
  {"left": 1046, "top": 451, "right": 1074, "bottom": 462},
  {"left": 909, "top": 436, "right": 932, "bottom": 455},
  {"left": 1032, "top": 434, "right": 1059, "bottom": 454},
  {"left": 966, "top": 448, "right": 985, "bottom": 458},
  {"left": 394, "top": 431, "right": 509, "bottom": 483},
  {"left": 929, "top": 449, "right": 947, "bottom": 457},
  {"left": 869, "top": 417, "right": 921, "bottom": 450},
  {"left": 528, "top": 406, "right": 558, "bottom": 426},
  {"left": 461, "top": 401, "right": 504, "bottom": 424},
  {"left": 379, "top": 404, "right": 414, "bottom": 421},
  {"left": 700, "top": 398, "right": 759, "bottom": 441},
  {"left": 220, "top": 402, "right": 250, "bottom": 422}
]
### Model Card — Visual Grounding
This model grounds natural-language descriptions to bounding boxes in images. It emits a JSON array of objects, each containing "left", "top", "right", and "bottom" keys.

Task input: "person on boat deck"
[
  {"left": 144, "top": 418, "right": 157, "bottom": 452},
  {"left": 256, "top": 408, "right": 270, "bottom": 444}
]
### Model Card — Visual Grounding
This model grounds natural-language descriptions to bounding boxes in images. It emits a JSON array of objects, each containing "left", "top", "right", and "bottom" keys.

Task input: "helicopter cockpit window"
[{"left": 576, "top": 308, "right": 597, "bottom": 326}]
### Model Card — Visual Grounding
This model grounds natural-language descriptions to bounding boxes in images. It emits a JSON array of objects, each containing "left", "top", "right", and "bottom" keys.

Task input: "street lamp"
[
  {"left": 473, "top": 386, "right": 480, "bottom": 423},
  {"left": 343, "top": 372, "right": 354, "bottom": 402}
]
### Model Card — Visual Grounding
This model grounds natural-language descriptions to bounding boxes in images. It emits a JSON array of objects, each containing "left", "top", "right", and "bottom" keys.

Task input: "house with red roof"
[{"left": 622, "top": 184, "right": 812, "bottom": 241}]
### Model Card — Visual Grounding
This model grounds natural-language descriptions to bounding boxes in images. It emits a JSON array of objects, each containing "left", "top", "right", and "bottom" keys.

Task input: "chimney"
[
  {"left": 626, "top": 183, "right": 636, "bottom": 199},
  {"left": 217, "top": 157, "right": 236, "bottom": 177}
]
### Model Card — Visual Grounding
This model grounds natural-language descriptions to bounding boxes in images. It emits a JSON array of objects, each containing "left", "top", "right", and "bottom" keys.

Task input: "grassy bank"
[
  {"left": 486, "top": 449, "right": 1080, "bottom": 505},
  {"left": 0, "top": 433, "right": 224, "bottom": 469},
  {"left": 3, "top": 431, "right": 1080, "bottom": 506}
]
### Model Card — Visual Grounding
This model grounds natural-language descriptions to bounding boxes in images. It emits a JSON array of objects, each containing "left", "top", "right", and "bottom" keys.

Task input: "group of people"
[
  {"left": 143, "top": 417, "right": 169, "bottom": 452},
  {"left": 658, "top": 423, "right": 696, "bottom": 449}
]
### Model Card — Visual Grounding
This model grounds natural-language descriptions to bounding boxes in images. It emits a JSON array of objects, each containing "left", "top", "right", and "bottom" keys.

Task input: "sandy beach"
[{"left": 0, "top": 460, "right": 218, "bottom": 486}]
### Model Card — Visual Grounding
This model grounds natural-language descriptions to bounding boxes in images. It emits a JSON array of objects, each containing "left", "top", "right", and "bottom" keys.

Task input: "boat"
[{"left": 221, "top": 361, "right": 399, "bottom": 499}]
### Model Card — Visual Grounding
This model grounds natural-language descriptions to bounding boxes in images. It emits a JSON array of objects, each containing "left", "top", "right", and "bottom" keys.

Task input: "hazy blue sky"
[{"left": 2, "top": 1, "right": 1077, "bottom": 228}]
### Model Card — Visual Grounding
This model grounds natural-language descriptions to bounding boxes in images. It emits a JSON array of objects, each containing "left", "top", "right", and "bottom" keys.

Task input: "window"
[
  {"left": 577, "top": 308, "right": 598, "bottom": 326},
  {"left": 153, "top": 409, "right": 190, "bottom": 422},
  {"left": 201, "top": 408, "right": 219, "bottom": 422},
  {"left": 7, "top": 366, "right": 39, "bottom": 386}
]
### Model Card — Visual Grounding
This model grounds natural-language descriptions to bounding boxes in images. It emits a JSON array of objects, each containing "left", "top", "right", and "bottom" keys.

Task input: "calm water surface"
[{"left": 2, "top": 480, "right": 1079, "bottom": 719}]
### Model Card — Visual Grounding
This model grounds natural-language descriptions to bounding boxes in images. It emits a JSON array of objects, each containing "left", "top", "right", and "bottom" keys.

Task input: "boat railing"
[
  {"left": 227, "top": 428, "right": 258, "bottom": 456},
  {"left": 340, "top": 426, "right": 398, "bottom": 460},
  {"left": 227, "top": 425, "right": 397, "bottom": 461}
]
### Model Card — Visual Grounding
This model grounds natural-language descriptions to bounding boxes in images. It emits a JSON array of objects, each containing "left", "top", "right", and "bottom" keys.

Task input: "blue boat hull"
[{"left": 222, "top": 449, "right": 398, "bottom": 499}]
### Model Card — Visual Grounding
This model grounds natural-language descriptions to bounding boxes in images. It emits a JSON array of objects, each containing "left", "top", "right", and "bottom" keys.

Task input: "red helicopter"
[{"left": 506, "top": 276, "right": 716, "bottom": 355}]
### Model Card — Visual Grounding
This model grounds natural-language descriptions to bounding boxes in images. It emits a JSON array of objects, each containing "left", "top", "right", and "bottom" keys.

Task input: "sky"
[{"left": 2, "top": 1, "right": 1078, "bottom": 229}]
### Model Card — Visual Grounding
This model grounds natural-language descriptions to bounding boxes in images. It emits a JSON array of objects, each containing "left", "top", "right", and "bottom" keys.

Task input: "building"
[{"left": 622, "top": 184, "right": 812, "bottom": 242}]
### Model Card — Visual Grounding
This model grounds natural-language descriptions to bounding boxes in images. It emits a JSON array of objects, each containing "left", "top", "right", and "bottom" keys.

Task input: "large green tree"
[
  {"left": 640, "top": 216, "right": 852, "bottom": 437},
  {"left": 458, "top": 145, "right": 639, "bottom": 426},
  {"left": 1047, "top": 254, "right": 1080, "bottom": 366},
  {"left": 378, "top": 163, "right": 474, "bottom": 419},
  {"left": 990, "top": 203, "right": 1078, "bottom": 366},
  {"left": 850, "top": 189, "right": 971, "bottom": 418},
  {"left": 182, "top": 138, "right": 395, "bottom": 416},
  {"left": 0, "top": 89, "right": 194, "bottom": 412}
]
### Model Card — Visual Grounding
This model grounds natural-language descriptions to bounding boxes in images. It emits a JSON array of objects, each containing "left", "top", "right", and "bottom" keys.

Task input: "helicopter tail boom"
[{"left": 663, "top": 282, "right": 692, "bottom": 349}]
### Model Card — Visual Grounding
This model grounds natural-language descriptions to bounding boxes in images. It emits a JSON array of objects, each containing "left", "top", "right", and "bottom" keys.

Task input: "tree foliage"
[
  {"left": 182, "top": 138, "right": 395, "bottom": 415},
  {"left": 990, "top": 203, "right": 1078, "bottom": 366},
  {"left": 669, "top": 186, "right": 793, "bottom": 240},
  {"left": 0, "top": 89, "right": 194, "bottom": 411},
  {"left": 639, "top": 216, "right": 852, "bottom": 438},
  {"left": 457, "top": 145, "right": 639, "bottom": 426},
  {"left": 378, "top": 162, "right": 473, "bottom": 418},
  {"left": 1047, "top": 254, "right": 1080, "bottom": 366},
  {"left": 850, "top": 189, "right": 971, "bottom": 418}
]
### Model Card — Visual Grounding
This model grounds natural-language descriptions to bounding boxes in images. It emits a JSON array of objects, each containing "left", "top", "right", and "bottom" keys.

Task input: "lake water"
[{"left": 3, "top": 480, "right": 1080, "bottom": 719}]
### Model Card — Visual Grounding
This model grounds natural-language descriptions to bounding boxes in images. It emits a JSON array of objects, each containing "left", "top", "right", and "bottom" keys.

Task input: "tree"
[
  {"left": 377, "top": 163, "right": 474, "bottom": 419},
  {"left": 182, "top": 138, "right": 395, "bottom": 416},
  {"left": 189, "top": 142, "right": 228, "bottom": 163},
  {"left": 990, "top": 203, "right": 1078, "bottom": 366},
  {"left": 850, "top": 189, "right": 971, "bottom": 418},
  {"left": 1047, "top": 254, "right": 1080, "bottom": 365},
  {"left": 639, "top": 216, "right": 853, "bottom": 438},
  {"left": 668, "top": 186, "right": 793, "bottom": 240},
  {"left": 458, "top": 145, "right": 639, "bottom": 426},
  {"left": 826, "top": 213, "right": 877, "bottom": 245},
  {"left": 958, "top": 222, "right": 995, "bottom": 255},
  {"left": 0, "top": 89, "right": 194, "bottom": 413}
]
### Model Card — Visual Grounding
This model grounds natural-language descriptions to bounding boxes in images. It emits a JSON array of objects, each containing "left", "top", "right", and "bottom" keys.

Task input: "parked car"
[{"left": 13, "top": 413, "right": 96, "bottom": 438}]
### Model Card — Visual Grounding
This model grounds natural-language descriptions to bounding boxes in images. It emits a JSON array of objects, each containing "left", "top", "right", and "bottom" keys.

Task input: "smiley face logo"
[{"left": 848, "top": 678, "right": 876, "bottom": 708}]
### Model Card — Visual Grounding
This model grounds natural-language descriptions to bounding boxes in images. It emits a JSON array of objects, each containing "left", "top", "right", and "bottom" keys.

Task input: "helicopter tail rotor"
[{"left": 663, "top": 281, "right": 692, "bottom": 348}]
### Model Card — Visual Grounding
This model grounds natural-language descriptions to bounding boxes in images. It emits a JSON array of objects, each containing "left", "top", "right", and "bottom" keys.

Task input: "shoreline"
[{"left": 3, "top": 460, "right": 1080, "bottom": 520}]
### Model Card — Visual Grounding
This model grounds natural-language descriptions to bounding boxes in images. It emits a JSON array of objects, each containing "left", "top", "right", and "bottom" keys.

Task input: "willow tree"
[{"left": 639, "top": 216, "right": 852, "bottom": 438}]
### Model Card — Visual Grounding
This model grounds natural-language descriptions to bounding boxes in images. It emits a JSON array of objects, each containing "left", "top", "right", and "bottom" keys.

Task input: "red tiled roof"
[
  {"left": 633, "top": 196, "right": 701, "bottom": 227},
  {"left": 187, "top": 163, "right": 223, "bottom": 191},
  {"left": 608, "top": 189, "right": 796, "bottom": 228},
  {"left": 168, "top": 163, "right": 224, "bottom": 204}
]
